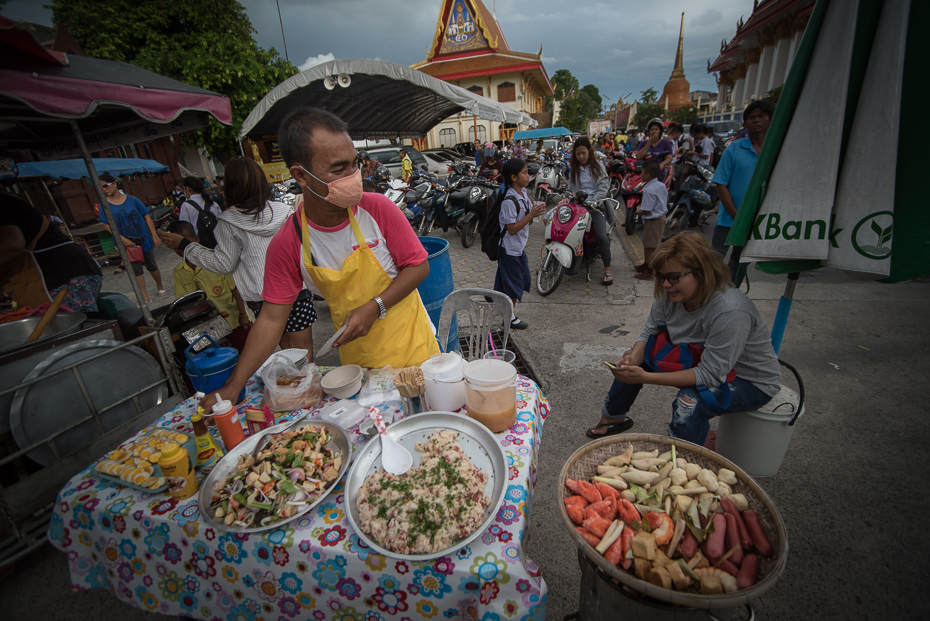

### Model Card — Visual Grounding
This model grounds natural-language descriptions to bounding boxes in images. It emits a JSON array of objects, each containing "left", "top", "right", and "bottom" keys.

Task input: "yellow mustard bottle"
[
  {"left": 158, "top": 442, "right": 199, "bottom": 499},
  {"left": 191, "top": 408, "right": 224, "bottom": 473}
]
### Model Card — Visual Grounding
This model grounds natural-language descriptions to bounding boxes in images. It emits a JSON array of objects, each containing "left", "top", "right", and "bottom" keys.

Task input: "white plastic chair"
[{"left": 436, "top": 288, "right": 514, "bottom": 361}]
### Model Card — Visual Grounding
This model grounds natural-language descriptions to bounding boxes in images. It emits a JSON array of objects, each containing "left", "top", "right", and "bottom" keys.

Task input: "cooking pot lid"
[{"left": 186, "top": 344, "right": 238, "bottom": 373}]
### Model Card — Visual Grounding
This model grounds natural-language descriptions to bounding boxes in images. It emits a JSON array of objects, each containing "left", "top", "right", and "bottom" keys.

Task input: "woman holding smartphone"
[{"left": 588, "top": 233, "right": 781, "bottom": 442}]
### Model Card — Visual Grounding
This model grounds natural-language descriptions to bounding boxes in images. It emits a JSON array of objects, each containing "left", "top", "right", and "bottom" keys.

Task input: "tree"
[
  {"left": 51, "top": 0, "right": 298, "bottom": 163},
  {"left": 632, "top": 103, "right": 666, "bottom": 132},
  {"left": 551, "top": 69, "right": 580, "bottom": 100},
  {"left": 762, "top": 85, "right": 783, "bottom": 105},
  {"left": 581, "top": 84, "right": 602, "bottom": 114},
  {"left": 640, "top": 88, "right": 658, "bottom": 104},
  {"left": 671, "top": 105, "right": 699, "bottom": 125}
]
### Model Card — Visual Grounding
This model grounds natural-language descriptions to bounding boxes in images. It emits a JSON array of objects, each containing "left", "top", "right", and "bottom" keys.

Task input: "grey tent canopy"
[{"left": 239, "top": 59, "right": 538, "bottom": 141}]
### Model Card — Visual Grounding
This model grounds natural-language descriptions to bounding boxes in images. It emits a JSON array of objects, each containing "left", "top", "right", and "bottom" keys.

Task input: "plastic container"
[
  {"left": 715, "top": 385, "right": 805, "bottom": 478},
  {"left": 317, "top": 399, "right": 369, "bottom": 430},
  {"left": 212, "top": 393, "right": 245, "bottom": 451},
  {"left": 484, "top": 350, "right": 516, "bottom": 364},
  {"left": 420, "top": 352, "right": 467, "bottom": 411},
  {"left": 462, "top": 359, "right": 517, "bottom": 432},
  {"left": 157, "top": 442, "right": 199, "bottom": 499},
  {"left": 190, "top": 409, "right": 224, "bottom": 473},
  {"left": 184, "top": 335, "right": 246, "bottom": 403},
  {"left": 417, "top": 236, "right": 459, "bottom": 353}
]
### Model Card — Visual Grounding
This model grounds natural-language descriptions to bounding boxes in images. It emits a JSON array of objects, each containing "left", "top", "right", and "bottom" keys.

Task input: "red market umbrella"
[{"left": 0, "top": 16, "right": 232, "bottom": 318}]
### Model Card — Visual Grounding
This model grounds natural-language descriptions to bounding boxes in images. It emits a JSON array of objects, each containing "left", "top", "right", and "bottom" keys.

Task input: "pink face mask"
[{"left": 300, "top": 166, "right": 362, "bottom": 209}]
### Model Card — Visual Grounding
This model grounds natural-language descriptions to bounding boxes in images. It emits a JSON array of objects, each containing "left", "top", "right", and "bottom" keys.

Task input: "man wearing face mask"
[{"left": 199, "top": 108, "right": 439, "bottom": 412}]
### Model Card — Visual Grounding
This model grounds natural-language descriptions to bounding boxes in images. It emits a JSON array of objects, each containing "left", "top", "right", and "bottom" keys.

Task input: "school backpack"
[
  {"left": 480, "top": 195, "right": 517, "bottom": 262},
  {"left": 187, "top": 199, "right": 219, "bottom": 249}
]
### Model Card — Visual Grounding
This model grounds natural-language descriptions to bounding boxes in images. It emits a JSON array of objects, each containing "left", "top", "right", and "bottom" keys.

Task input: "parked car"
[
  {"left": 453, "top": 142, "right": 478, "bottom": 157},
  {"left": 424, "top": 148, "right": 465, "bottom": 163},
  {"left": 367, "top": 146, "right": 429, "bottom": 180},
  {"left": 419, "top": 152, "right": 452, "bottom": 177}
]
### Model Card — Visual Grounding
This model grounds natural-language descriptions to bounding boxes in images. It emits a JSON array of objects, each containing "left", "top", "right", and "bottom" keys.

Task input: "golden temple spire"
[{"left": 671, "top": 12, "right": 686, "bottom": 79}]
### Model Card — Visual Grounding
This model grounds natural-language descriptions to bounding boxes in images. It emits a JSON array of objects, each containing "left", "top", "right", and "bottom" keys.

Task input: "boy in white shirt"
[{"left": 633, "top": 160, "right": 669, "bottom": 280}]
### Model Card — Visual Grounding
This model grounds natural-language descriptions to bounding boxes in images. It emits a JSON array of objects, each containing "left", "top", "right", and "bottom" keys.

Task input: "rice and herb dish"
[{"left": 357, "top": 429, "right": 490, "bottom": 554}]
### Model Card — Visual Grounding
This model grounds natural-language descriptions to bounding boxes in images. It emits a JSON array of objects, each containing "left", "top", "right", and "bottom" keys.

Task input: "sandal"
[
  {"left": 113, "top": 267, "right": 126, "bottom": 275},
  {"left": 585, "top": 418, "right": 634, "bottom": 439},
  {"left": 602, "top": 274, "right": 614, "bottom": 286},
  {"left": 157, "top": 289, "right": 168, "bottom": 297}
]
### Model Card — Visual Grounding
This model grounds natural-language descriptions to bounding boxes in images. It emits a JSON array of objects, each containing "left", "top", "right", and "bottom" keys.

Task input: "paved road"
[{"left": 3, "top": 215, "right": 929, "bottom": 620}]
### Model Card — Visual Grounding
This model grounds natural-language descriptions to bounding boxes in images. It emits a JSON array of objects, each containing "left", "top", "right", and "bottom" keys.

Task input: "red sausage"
[
  {"left": 604, "top": 532, "right": 624, "bottom": 566},
  {"left": 706, "top": 514, "right": 727, "bottom": 559},
  {"left": 742, "top": 510, "right": 774, "bottom": 557},
  {"left": 680, "top": 527, "right": 698, "bottom": 558},
  {"left": 724, "top": 513, "right": 744, "bottom": 566},
  {"left": 737, "top": 554, "right": 760, "bottom": 589},
  {"left": 575, "top": 526, "right": 602, "bottom": 548},
  {"left": 620, "top": 527, "right": 634, "bottom": 570},
  {"left": 718, "top": 558, "right": 739, "bottom": 578},
  {"left": 721, "top": 497, "right": 753, "bottom": 551}
]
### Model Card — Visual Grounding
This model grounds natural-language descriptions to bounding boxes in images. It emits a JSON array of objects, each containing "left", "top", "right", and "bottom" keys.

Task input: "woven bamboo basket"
[{"left": 558, "top": 433, "right": 788, "bottom": 611}]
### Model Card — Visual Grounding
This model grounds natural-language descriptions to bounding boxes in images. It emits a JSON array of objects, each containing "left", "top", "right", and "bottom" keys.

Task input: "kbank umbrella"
[{"left": 726, "top": 0, "right": 928, "bottom": 352}]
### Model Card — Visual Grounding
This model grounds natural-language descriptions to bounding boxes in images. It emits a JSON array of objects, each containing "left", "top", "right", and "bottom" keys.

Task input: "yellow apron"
[{"left": 299, "top": 208, "right": 439, "bottom": 368}]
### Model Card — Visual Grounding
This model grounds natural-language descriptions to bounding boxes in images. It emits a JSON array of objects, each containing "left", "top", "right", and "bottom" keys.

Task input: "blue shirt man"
[{"left": 710, "top": 100, "right": 774, "bottom": 286}]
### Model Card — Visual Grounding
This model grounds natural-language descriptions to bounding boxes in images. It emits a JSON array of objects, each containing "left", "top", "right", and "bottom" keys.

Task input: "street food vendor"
[
  {"left": 200, "top": 107, "right": 439, "bottom": 410},
  {"left": 0, "top": 193, "right": 103, "bottom": 312}
]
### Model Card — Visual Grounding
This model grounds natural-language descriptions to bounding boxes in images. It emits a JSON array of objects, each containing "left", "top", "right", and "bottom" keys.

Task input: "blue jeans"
[
  {"left": 602, "top": 362, "right": 773, "bottom": 445},
  {"left": 711, "top": 225, "right": 745, "bottom": 287}
]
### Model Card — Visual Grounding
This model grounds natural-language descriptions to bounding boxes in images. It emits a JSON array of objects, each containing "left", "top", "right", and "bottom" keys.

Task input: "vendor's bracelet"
[{"left": 372, "top": 296, "right": 387, "bottom": 320}]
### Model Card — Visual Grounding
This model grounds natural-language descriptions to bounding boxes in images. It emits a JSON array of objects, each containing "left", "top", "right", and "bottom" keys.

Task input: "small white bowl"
[{"left": 321, "top": 365, "right": 364, "bottom": 399}]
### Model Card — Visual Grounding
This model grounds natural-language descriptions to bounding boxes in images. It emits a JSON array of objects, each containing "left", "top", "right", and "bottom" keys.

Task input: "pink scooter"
[{"left": 536, "top": 190, "right": 620, "bottom": 295}]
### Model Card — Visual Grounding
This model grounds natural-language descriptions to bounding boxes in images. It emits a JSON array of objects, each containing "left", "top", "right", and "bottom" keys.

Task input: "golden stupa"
[{"left": 658, "top": 13, "right": 691, "bottom": 112}]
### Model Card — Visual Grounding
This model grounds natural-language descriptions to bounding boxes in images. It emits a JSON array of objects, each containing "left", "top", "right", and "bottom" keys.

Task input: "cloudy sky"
[{"left": 5, "top": 0, "right": 752, "bottom": 107}]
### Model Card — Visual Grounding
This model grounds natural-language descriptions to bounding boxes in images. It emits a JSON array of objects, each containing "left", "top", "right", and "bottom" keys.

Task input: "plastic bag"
[
  {"left": 260, "top": 354, "right": 323, "bottom": 412},
  {"left": 356, "top": 366, "right": 402, "bottom": 409}
]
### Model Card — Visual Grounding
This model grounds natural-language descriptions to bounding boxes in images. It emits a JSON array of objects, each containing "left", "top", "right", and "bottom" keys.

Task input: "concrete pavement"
[{"left": 3, "top": 216, "right": 929, "bottom": 620}]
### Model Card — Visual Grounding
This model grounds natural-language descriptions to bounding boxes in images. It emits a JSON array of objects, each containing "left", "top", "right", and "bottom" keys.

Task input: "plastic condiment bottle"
[
  {"left": 212, "top": 393, "right": 245, "bottom": 451},
  {"left": 191, "top": 407, "right": 224, "bottom": 473},
  {"left": 194, "top": 391, "right": 216, "bottom": 428},
  {"left": 158, "top": 442, "right": 199, "bottom": 499}
]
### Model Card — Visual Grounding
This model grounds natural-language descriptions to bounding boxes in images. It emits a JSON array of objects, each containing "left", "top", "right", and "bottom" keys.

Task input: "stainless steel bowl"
[
  {"left": 344, "top": 411, "right": 507, "bottom": 561},
  {"left": 199, "top": 417, "right": 352, "bottom": 534},
  {"left": 0, "top": 312, "right": 86, "bottom": 353}
]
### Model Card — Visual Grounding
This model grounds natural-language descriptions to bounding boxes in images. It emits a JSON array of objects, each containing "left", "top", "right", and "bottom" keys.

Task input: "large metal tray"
[
  {"left": 198, "top": 417, "right": 351, "bottom": 534},
  {"left": 9, "top": 339, "right": 166, "bottom": 465},
  {"left": 344, "top": 411, "right": 507, "bottom": 561}
]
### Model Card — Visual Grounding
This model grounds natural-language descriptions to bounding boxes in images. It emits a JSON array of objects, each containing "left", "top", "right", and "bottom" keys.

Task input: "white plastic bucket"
[
  {"left": 462, "top": 359, "right": 517, "bottom": 432},
  {"left": 715, "top": 384, "right": 804, "bottom": 478},
  {"left": 420, "top": 352, "right": 467, "bottom": 411}
]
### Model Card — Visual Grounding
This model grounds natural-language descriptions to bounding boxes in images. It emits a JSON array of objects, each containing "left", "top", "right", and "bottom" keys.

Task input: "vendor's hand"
[
  {"left": 335, "top": 300, "right": 379, "bottom": 348},
  {"left": 158, "top": 231, "right": 183, "bottom": 250},
  {"left": 611, "top": 363, "right": 649, "bottom": 384},
  {"left": 198, "top": 385, "right": 239, "bottom": 414}
]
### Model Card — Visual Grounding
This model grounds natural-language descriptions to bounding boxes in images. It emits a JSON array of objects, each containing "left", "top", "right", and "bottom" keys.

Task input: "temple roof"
[
  {"left": 708, "top": 0, "right": 815, "bottom": 73},
  {"left": 412, "top": 0, "right": 552, "bottom": 95}
]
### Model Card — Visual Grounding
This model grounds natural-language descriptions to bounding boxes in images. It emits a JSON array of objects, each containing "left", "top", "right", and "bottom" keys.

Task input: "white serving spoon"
[{"left": 367, "top": 406, "right": 412, "bottom": 475}]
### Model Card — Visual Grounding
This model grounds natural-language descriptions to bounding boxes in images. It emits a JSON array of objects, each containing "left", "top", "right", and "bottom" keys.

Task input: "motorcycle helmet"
[
  {"left": 484, "top": 146, "right": 498, "bottom": 160},
  {"left": 647, "top": 118, "right": 665, "bottom": 135},
  {"left": 375, "top": 165, "right": 391, "bottom": 181}
]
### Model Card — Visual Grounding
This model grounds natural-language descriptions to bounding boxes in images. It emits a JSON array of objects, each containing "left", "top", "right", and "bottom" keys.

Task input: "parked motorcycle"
[
  {"left": 533, "top": 160, "right": 568, "bottom": 204},
  {"left": 460, "top": 177, "right": 501, "bottom": 248},
  {"left": 663, "top": 160, "right": 719, "bottom": 240},
  {"left": 618, "top": 152, "right": 672, "bottom": 235},
  {"left": 151, "top": 198, "right": 177, "bottom": 232},
  {"left": 536, "top": 190, "right": 621, "bottom": 296},
  {"left": 415, "top": 174, "right": 453, "bottom": 236}
]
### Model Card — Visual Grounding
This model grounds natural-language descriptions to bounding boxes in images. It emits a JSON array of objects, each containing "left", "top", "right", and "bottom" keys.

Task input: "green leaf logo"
[{"left": 852, "top": 211, "right": 894, "bottom": 260}]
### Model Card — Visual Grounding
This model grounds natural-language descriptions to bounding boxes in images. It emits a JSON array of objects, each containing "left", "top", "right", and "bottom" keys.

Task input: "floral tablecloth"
[{"left": 49, "top": 372, "right": 550, "bottom": 621}]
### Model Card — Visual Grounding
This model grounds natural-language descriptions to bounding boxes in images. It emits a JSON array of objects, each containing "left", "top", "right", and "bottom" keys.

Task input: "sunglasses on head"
[{"left": 654, "top": 269, "right": 694, "bottom": 285}]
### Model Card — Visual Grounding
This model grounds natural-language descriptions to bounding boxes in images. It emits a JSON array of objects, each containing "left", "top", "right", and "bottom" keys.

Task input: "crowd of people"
[{"left": 0, "top": 99, "right": 779, "bottom": 445}]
